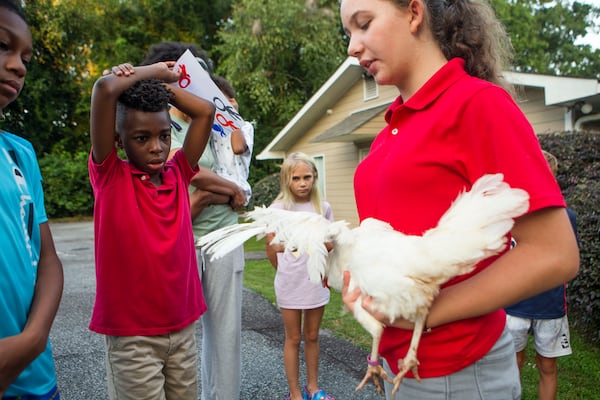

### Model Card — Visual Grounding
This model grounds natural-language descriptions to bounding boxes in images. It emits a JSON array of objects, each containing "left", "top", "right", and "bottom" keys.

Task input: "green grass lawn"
[
  {"left": 243, "top": 240, "right": 600, "bottom": 399},
  {"left": 242, "top": 235, "right": 267, "bottom": 252},
  {"left": 519, "top": 333, "right": 600, "bottom": 399}
]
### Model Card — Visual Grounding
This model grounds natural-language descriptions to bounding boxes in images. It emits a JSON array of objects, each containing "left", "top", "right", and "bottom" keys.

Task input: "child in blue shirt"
[{"left": 0, "top": 1, "right": 64, "bottom": 398}]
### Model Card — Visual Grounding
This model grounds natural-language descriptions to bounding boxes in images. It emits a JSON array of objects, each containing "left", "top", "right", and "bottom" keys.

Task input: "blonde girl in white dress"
[{"left": 266, "top": 152, "right": 336, "bottom": 400}]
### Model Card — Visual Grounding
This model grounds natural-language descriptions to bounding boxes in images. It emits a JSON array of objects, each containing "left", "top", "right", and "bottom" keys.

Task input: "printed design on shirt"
[{"left": 3, "top": 147, "right": 36, "bottom": 267}]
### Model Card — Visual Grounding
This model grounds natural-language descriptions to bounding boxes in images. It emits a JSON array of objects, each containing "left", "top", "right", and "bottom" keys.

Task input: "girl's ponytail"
[{"left": 425, "top": 0, "right": 514, "bottom": 91}]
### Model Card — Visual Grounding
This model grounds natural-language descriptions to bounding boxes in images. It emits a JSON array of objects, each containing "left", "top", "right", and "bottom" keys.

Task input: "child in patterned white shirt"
[{"left": 209, "top": 75, "right": 254, "bottom": 205}]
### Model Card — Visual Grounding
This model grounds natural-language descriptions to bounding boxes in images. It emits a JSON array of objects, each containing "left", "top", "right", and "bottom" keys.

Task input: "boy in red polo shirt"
[{"left": 88, "top": 61, "right": 215, "bottom": 399}]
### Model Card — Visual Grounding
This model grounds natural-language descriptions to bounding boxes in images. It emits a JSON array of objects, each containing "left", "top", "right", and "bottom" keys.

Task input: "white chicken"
[{"left": 197, "top": 173, "right": 529, "bottom": 396}]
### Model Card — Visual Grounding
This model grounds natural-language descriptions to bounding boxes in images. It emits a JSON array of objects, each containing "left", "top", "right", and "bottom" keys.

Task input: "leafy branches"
[{"left": 490, "top": 0, "right": 600, "bottom": 77}]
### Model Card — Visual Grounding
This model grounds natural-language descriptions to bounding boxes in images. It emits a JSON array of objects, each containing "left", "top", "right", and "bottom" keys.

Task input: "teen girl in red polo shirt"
[{"left": 340, "top": 1, "right": 580, "bottom": 399}]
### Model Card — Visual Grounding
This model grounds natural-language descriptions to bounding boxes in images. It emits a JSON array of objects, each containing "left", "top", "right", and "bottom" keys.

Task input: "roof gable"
[
  {"left": 257, "top": 57, "right": 363, "bottom": 159},
  {"left": 312, "top": 103, "right": 390, "bottom": 143}
]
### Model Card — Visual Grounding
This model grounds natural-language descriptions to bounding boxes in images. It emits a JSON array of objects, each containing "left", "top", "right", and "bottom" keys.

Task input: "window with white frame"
[{"left": 313, "top": 155, "right": 326, "bottom": 199}]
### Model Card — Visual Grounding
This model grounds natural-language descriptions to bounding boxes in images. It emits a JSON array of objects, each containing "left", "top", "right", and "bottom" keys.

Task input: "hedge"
[
  {"left": 247, "top": 172, "right": 280, "bottom": 210},
  {"left": 39, "top": 150, "right": 93, "bottom": 218},
  {"left": 538, "top": 131, "right": 600, "bottom": 344}
]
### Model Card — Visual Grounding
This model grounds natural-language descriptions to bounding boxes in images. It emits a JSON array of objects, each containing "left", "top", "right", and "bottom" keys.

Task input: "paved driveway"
[{"left": 49, "top": 221, "right": 378, "bottom": 399}]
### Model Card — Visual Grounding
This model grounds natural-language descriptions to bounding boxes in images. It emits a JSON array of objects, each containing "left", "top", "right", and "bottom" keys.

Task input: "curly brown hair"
[{"left": 392, "top": 0, "right": 513, "bottom": 91}]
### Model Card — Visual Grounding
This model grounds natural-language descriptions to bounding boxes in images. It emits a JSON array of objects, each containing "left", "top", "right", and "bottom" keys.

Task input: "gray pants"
[
  {"left": 383, "top": 327, "right": 521, "bottom": 399},
  {"left": 198, "top": 246, "right": 245, "bottom": 400}
]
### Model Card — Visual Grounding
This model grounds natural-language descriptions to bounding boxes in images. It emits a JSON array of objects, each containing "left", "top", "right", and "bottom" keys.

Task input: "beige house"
[{"left": 257, "top": 57, "right": 600, "bottom": 226}]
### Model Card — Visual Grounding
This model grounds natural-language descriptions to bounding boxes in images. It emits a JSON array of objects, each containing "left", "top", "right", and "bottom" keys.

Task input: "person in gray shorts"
[{"left": 505, "top": 150, "right": 579, "bottom": 400}]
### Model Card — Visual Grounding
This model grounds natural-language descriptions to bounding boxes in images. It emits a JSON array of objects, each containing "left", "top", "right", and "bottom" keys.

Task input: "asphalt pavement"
[{"left": 49, "top": 221, "right": 380, "bottom": 399}]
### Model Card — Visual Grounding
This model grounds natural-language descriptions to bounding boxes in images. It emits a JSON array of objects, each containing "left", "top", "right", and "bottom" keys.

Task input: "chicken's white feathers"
[
  {"left": 345, "top": 173, "right": 529, "bottom": 323},
  {"left": 196, "top": 206, "right": 350, "bottom": 283},
  {"left": 426, "top": 173, "right": 530, "bottom": 275},
  {"left": 198, "top": 174, "right": 529, "bottom": 316},
  {"left": 197, "top": 223, "right": 267, "bottom": 259},
  {"left": 197, "top": 174, "right": 529, "bottom": 389}
]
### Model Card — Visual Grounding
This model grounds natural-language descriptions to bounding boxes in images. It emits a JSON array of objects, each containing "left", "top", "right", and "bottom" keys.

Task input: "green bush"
[
  {"left": 247, "top": 172, "right": 280, "bottom": 210},
  {"left": 538, "top": 131, "right": 600, "bottom": 344},
  {"left": 39, "top": 150, "right": 93, "bottom": 218}
]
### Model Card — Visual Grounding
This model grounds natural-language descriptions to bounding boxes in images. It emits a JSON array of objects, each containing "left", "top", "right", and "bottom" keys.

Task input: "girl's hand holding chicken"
[{"left": 342, "top": 271, "right": 414, "bottom": 331}]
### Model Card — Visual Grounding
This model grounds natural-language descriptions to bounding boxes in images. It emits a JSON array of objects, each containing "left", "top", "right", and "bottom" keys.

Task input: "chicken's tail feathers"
[
  {"left": 197, "top": 223, "right": 267, "bottom": 261},
  {"left": 426, "top": 173, "right": 529, "bottom": 270},
  {"left": 240, "top": 205, "right": 276, "bottom": 221},
  {"left": 196, "top": 206, "right": 294, "bottom": 262},
  {"left": 302, "top": 219, "right": 352, "bottom": 287},
  {"left": 199, "top": 206, "right": 315, "bottom": 258},
  {"left": 202, "top": 205, "right": 352, "bottom": 283}
]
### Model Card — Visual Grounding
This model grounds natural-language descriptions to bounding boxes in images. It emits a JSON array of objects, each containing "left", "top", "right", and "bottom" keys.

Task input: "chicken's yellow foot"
[
  {"left": 391, "top": 356, "right": 421, "bottom": 396},
  {"left": 355, "top": 355, "right": 392, "bottom": 395}
]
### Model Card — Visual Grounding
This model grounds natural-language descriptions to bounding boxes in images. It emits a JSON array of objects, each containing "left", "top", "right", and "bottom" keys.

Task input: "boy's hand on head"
[
  {"left": 102, "top": 63, "right": 135, "bottom": 77},
  {"left": 152, "top": 61, "right": 180, "bottom": 84},
  {"left": 100, "top": 62, "right": 179, "bottom": 83}
]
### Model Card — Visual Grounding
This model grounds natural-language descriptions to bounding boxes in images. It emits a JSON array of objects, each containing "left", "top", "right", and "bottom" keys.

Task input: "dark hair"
[
  {"left": 0, "top": 0, "right": 27, "bottom": 23},
  {"left": 393, "top": 0, "right": 513, "bottom": 91},
  {"left": 212, "top": 75, "right": 236, "bottom": 99},
  {"left": 141, "top": 41, "right": 213, "bottom": 73},
  {"left": 116, "top": 79, "right": 172, "bottom": 128}
]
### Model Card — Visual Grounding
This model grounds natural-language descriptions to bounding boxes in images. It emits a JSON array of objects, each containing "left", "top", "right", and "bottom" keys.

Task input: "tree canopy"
[
  {"left": 214, "top": 0, "right": 346, "bottom": 178},
  {"left": 490, "top": 0, "right": 600, "bottom": 77}
]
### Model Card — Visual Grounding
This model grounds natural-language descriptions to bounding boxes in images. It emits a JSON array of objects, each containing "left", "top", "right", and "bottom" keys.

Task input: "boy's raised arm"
[
  {"left": 168, "top": 85, "right": 216, "bottom": 169},
  {"left": 89, "top": 62, "right": 181, "bottom": 164}
]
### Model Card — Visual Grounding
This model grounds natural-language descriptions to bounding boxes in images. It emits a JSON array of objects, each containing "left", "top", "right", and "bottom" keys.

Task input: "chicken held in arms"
[{"left": 197, "top": 173, "right": 529, "bottom": 396}]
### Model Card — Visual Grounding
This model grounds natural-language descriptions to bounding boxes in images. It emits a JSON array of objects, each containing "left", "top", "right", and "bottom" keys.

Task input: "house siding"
[{"left": 515, "top": 86, "right": 566, "bottom": 133}]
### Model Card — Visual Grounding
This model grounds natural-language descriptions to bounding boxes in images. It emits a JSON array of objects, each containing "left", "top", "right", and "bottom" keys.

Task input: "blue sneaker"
[
  {"left": 302, "top": 386, "right": 310, "bottom": 400},
  {"left": 303, "top": 386, "right": 335, "bottom": 400}
]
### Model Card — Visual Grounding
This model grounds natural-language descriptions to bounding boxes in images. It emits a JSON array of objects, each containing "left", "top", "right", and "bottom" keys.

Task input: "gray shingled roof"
[{"left": 312, "top": 103, "right": 390, "bottom": 143}]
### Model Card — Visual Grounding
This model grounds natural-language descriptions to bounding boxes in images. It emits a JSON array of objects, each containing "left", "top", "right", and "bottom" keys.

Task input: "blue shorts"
[
  {"left": 383, "top": 327, "right": 521, "bottom": 399},
  {"left": 2, "top": 385, "right": 60, "bottom": 400}
]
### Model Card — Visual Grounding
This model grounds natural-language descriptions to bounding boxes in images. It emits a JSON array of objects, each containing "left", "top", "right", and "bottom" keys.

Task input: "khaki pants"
[{"left": 104, "top": 323, "right": 198, "bottom": 400}]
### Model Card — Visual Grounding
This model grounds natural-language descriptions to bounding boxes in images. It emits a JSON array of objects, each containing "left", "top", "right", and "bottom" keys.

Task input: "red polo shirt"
[
  {"left": 89, "top": 149, "right": 206, "bottom": 336},
  {"left": 354, "top": 58, "right": 565, "bottom": 377}
]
